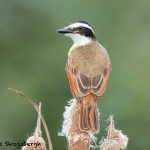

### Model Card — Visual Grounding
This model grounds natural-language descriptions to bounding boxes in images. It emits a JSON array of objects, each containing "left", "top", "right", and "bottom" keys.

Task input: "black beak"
[{"left": 57, "top": 27, "right": 73, "bottom": 34}]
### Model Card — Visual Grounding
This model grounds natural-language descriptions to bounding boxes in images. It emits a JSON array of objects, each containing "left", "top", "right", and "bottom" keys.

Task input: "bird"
[{"left": 57, "top": 21, "right": 111, "bottom": 132}]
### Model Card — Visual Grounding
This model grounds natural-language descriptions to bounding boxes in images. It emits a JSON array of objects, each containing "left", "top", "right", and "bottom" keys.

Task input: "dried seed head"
[
  {"left": 100, "top": 116, "right": 128, "bottom": 150},
  {"left": 58, "top": 99, "right": 77, "bottom": 140},
  {"left": 22, "top": 136, "right": 46, "bottom": 150},
  {"left": 100, "top": 140, "right": 120, "bottom": 150},
  {"left": 22, "top": 103, "right": 46, "bottom": 150}
]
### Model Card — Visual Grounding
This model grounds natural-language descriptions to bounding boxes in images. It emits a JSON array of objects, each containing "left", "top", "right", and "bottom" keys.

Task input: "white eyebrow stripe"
[{"left": 68, "top": 23, "right": 94, "bottom": 33}]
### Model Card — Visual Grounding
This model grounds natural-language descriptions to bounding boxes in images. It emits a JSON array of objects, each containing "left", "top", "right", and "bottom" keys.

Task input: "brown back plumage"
[{"left": 69, "top": 41, "right": 110, "bottom": 76}]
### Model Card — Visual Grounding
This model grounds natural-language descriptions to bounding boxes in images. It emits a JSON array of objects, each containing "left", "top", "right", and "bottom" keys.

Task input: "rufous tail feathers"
[{"left": 79, "top": 94, "right": 100, "bottom": 132}]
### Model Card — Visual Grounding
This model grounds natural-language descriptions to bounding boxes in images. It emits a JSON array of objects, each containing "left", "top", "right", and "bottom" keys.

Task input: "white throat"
[{"left": 65, "top": 33, "right": 92, "bottom": 48}]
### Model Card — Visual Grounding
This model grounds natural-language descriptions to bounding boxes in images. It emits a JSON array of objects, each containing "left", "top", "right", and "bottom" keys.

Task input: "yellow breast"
[{"left": 68, "top": 48, "right": 73, "bottom": 57}]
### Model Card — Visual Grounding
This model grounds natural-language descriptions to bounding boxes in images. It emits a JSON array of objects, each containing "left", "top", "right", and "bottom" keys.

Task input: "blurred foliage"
[{"left": 0, "top": 0, "right": 150, "bottom": 150}]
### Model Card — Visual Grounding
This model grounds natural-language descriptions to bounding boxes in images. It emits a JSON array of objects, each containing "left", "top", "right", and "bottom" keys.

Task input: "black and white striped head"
[{"left": 57, "top": 21, "right": 96, "bottom": 46}]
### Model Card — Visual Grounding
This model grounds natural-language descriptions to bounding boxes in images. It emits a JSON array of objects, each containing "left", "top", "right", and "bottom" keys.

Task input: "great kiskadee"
[{"left": 57, "top": 21, "right": 111, "bottom": 132}]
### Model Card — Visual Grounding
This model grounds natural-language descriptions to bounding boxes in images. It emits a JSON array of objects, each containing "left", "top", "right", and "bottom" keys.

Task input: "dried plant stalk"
[{"left": 8, "top": 88, "right": 53, "bottom": 150}]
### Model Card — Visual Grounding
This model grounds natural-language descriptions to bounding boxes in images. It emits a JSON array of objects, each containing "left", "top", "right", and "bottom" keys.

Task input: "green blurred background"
[{"left": 0, "top": 0, "right": 150, "bottom": 149}]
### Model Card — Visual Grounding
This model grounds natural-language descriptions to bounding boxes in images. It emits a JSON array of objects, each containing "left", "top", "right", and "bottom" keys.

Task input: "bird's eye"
[
  {"left": 73, "top": 28, "right": 80, "bottom": 33},
  {"left": 73, "top": 27, "right": 83, "bottom": 33}
]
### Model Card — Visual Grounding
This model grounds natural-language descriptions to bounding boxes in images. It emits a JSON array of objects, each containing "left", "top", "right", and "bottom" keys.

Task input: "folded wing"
[{"left": 66, "top": 60, "right": 111, "bottom": 100}]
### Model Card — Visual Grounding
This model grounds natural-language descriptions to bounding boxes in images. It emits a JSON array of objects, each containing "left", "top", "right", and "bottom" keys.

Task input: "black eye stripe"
[
  {"left": 80, "top": 27, "right": 96, "bottom": 39},
  {"left": 72, "top": 26, "right": 96, "bottom": 39}
]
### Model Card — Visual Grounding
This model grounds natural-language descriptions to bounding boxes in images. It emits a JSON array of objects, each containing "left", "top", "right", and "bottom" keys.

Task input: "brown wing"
[
  {"left": 91, "top": 63, "right": 111, "bottom": 97},
  {"left": 66, "top": 60, "right": 111, "bottom": 100}
]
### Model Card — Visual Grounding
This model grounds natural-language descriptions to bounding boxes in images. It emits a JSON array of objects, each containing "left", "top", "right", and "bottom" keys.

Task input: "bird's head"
[{"left": 57, "top": 21, "right": 96, "bottom": 46}]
